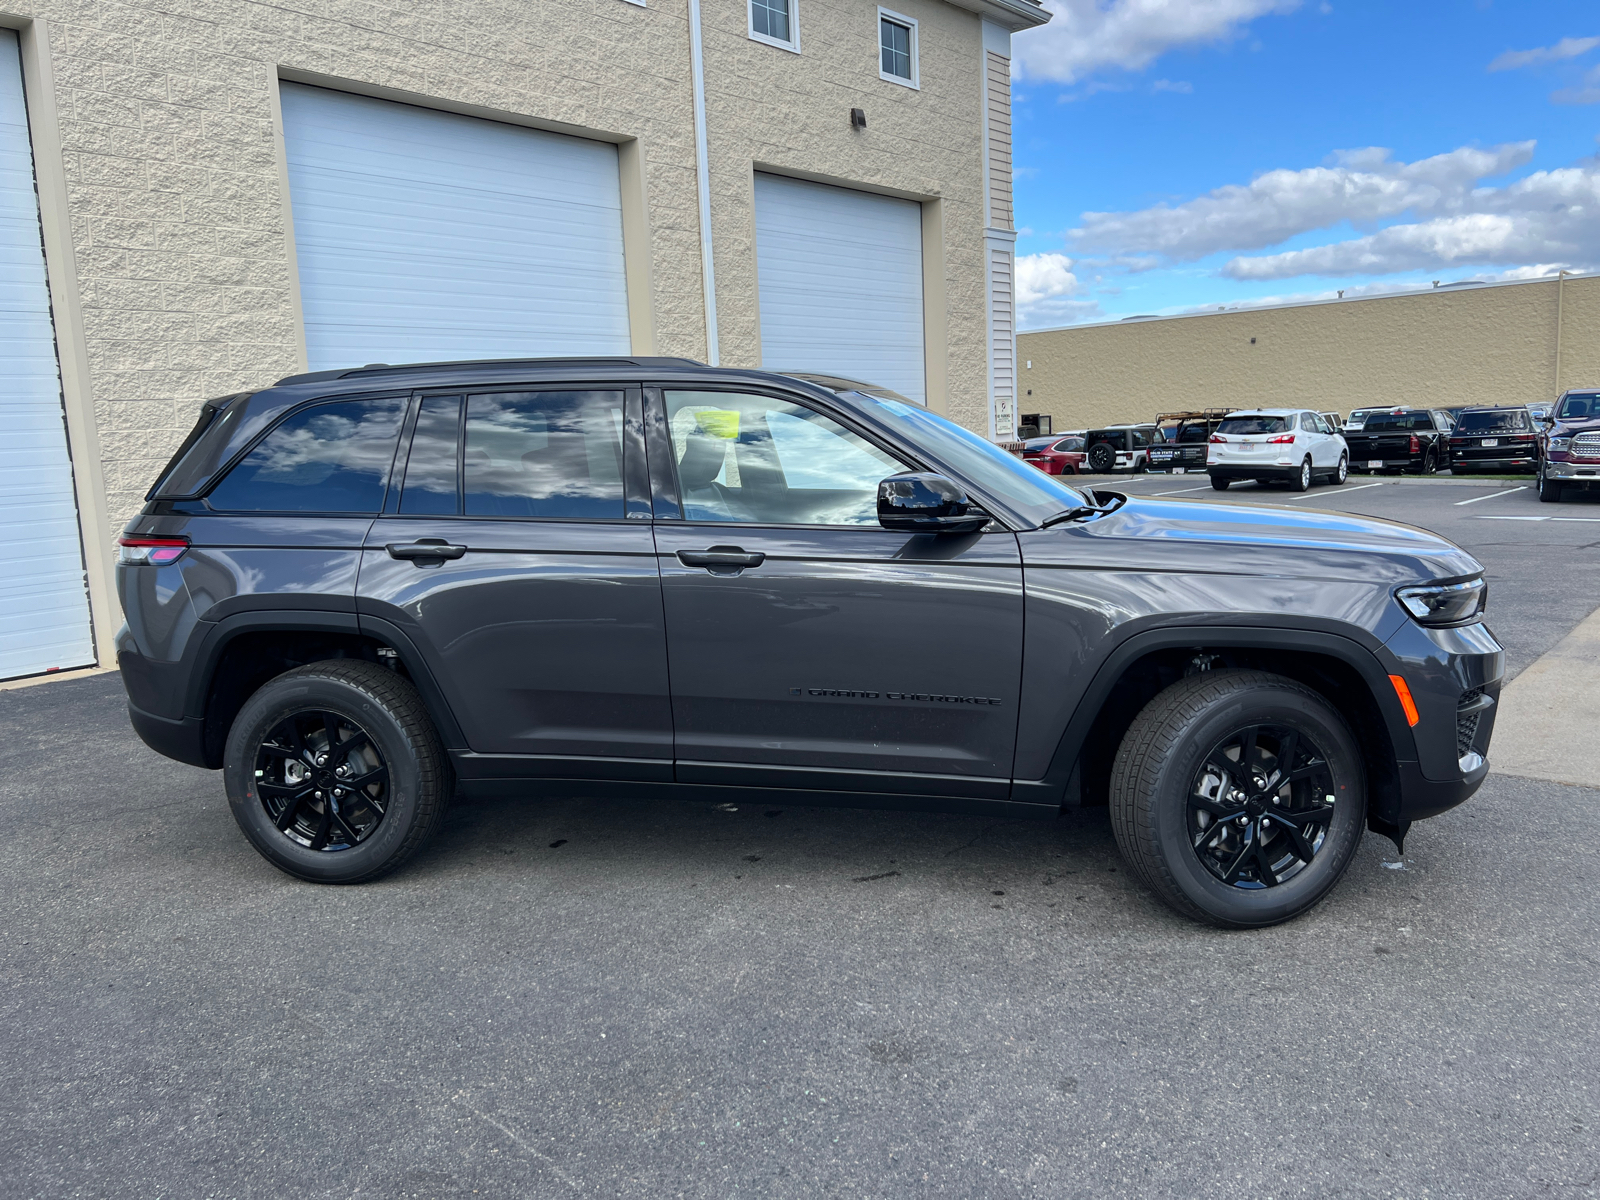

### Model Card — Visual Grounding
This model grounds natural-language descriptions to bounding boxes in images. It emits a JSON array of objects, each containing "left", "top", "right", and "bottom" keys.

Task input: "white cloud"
[
  {"left": 1070, "top": 142, "right": 1534, "bottom": 261},
  {"left": 1487, "top": 36, "right": 1600, "bottom": 72},
  {"left": 1016, "top": 252, "right": 1103, "bottom": 327},
  {"left": 1152, "top": 78, "right": 1193, "bottom": 93},
  {"left": 1013, "top": 0, "right": 1300, "bottom": 85},
  {"left": 1552, "top": 64, "right": 1600, "bottom": 105},
  {"left": 1222, "top": 164, "right": 1600, "bottom": 279}
]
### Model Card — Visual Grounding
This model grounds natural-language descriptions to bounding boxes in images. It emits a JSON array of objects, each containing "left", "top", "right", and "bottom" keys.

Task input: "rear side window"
[
  {"left": 1218, "top": 416, "right": 1288, "bottom": 435},
  {"left": 1456, "top": 410, "right": 1530, "bottom": 433},
  {"left": 206, "top": 398, "right": 404, "bottom": 512},
  {"left": 463, "top": 391, "right": 625, "bottom": 519},
  {"left": 400, "top": 396, "right": 462, "bottom": 515}
]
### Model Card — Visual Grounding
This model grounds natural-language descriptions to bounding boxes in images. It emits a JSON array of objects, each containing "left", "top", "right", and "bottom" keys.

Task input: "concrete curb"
[{"left": 1489, "top": 603, "right": 1600, "bottom": 788}]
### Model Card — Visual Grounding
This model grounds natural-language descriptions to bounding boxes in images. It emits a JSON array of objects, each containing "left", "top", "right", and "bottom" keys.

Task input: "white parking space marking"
[
  {"left": 1473, "top": 515, "right": 1549, "bottom": 521},
  {"left": 1154, "top": 485, "right": 1215, "bottom": 495},
  {"left": 1286, "top": 481, "right": 1384, "bottom": 500},
  {"left": 1454, "top": 487, "right": 1527, "bottom": 506},
  {"left": 1552, "top": 516, "right": 1600, "bottom": 522}
]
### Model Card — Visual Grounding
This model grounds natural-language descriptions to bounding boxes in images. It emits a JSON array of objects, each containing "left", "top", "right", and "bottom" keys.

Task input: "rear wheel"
[
  {"left": 1288, "top": 457, "right": 1312, "bottom": 492},
  {"left": 1331, "top": 453, "right": 1348, "bottom": 485},
  {"left": 223, "top": 659, "right": 450, "bottom": 884},
  {"left": 1109, "top": 670, "right": 1367, "bottom": 928},
  {"left": 1210, "top": 474, "right": 1232, "bottom": 491},
  {"left": 1537, "top": 458, "right": 1564, "bottom": 503}
]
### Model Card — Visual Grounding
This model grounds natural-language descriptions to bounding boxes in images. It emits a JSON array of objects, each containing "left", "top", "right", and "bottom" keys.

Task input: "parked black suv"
[
  {"left": 1343, "top": 408, "right": 1453, "bottom": 474},
  {"left": 118, "top": 358, "right": 1503, "bottom": 928},
  {"left": 1449, "top": 407, "right": 1538, "bottom": 475}
]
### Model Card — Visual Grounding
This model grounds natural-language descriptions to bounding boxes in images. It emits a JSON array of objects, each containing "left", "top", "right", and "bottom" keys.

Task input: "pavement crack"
[{"left": 452, "top": 1092, "right": 583, "bottom": 1192}]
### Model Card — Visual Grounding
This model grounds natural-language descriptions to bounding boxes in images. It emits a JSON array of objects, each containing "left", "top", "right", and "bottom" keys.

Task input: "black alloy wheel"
[
  {"left": 254, "top": 710, "right": 389, "bottom": 852},
  {"left": 224, "top": 659, "right": 450, "bottom": 884},
  {"left": 1087, "top": 443, "right": 1116, "bottom": 473},
  {"left": 1420, "top": 451, "right": 1438, "bottom": 476},
  {"left": 1332, "top": 454, "right": 1348, "bottom": 485},
  {"left": 1186, "top": 724, "right": 1335, "bottom": 889}
]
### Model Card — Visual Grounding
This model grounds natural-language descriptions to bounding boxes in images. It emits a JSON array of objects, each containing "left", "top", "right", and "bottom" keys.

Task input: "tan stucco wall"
[
  {"left": 1017, "top": 275, "right": 1600, "bottom": 432},
  {"left": 10, "top": 0, "right": 996, "bottom": 540}
]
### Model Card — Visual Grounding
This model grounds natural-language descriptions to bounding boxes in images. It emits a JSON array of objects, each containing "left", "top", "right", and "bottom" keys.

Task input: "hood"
[
  {"left": 1551, "top": 416, "right": 1600, "bottom": 437},
  {"left": 1049, "top": 495, "right": 1481, "bottom": 586}
]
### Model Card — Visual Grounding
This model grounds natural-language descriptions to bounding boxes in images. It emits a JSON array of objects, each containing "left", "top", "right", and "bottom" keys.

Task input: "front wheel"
[
  {"left": 223, "top": 659, "right": 451, "bottom": 884},
  {"left": 1331, "top": 454, "right": 1348, "bottom": 485},
  {"left": 1288, "top": 457, "right": 1312, "bottom": 492},
  {"left": 1538, "top": 458, "right": 1564, "bottom": 503},
  {"left": 1109, "top": 670, "right": 1367, "bottom": 928}
]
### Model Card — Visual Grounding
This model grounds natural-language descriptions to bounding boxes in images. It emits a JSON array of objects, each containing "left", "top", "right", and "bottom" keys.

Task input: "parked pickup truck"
[
  {"left": 1147, "top": 410, "right": 1233, "bottom": 473},
  {"left": 1344, "top": 408, "right": 1453, "bottom": 474}
]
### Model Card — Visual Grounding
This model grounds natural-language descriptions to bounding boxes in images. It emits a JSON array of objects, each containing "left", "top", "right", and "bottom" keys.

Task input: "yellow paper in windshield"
[{"left": 696, "top": 409, "right": 741, "bottom": 440}]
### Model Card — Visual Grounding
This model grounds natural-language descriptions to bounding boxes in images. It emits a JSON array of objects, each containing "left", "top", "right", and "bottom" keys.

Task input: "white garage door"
[
  {"left": 279, "top": 84, "right": 632, "bottom": 371},
  {"left": 754, "top": 173, "right": 925, "bottom": 403},
  {"left": 0, "top": 32, "right": 94, "bottom": 681}
]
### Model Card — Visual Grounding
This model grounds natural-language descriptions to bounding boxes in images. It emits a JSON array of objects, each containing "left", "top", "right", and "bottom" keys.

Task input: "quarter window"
[
  {"left": 663, "top": 391, "right": 904, "bottom": 526},
  {"left": 750, "top": 0, "right": 797, "bottom": 50},
  {"left": 462, "top": 391, "right": 625, "bottom": 519},
  {"left": 206, "top": 398, "right": 404, "bottom": 513},
  {"left": 879, "top": 11, "right": 917, "bottom": 85}
]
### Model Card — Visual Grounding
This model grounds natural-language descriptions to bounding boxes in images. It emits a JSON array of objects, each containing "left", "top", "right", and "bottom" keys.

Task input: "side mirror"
[{"left": 877, "top": 473, "right": 990, "bottom": 534}]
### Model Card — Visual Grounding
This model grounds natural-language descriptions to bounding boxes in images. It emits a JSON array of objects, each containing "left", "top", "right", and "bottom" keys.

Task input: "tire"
[
  {"left": 1330, "top": 454, "right": 1348, "bottom": 485},
  {"left": 1087, "top": 443, "right": 1115, "bottom": 474},
  {"left": 1210, "top": 474, "right": 1232, "bottom": 491},
  {"left": 223, "top": 659, "right": 451, "bottom": 884},
  {"left": 1108, "top": 669, "right": 1367, "bottom": 928},
  {"left": 1421, "top": 451, "right": 1438, "bottom": 476},
  {"left": 1537, "top": 458, "right": 1564, "bottom": 503},
  {"left": 1288, "top": 457, "right": 1312, "bottom": 492}
]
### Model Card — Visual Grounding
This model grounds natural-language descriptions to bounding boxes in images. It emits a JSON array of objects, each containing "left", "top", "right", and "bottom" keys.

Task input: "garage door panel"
[
  {"left": 754, "top": 173, "right": 925, "bottom": 404},
  {"left": 281, "top": 83, "right": 631, "bottom": 371},
  {"left": 0, "top": 31, "right": 95, "bottom": 681}
]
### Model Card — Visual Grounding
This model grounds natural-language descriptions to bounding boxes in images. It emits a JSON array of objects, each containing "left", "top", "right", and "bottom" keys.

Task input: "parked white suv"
[{"left": 1207, "top": 409, "right": 1349, "bottom": 492}]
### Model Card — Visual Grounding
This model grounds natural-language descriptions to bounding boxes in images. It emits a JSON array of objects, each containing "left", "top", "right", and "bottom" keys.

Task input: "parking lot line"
[
  {"left": 1454, "top": 486, "right": 1527, "bottom": 506},
  {"left": 1153, "top": 485, "right": 1215, "bottom": 495},
  {"left": 1286, "top": 481, "right": 1385, "bottom": 500},
  {"left": 1473, "top": 515, "right": 1549, "bottom": 521},
  {"left": 1552, "top": 516, "right": 1600, "bottom": 522}
]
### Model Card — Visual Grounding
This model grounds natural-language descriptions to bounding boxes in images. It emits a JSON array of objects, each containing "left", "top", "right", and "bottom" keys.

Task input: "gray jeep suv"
[{"left": 117, "top": 358, "right": 1504, "bottom": 928}]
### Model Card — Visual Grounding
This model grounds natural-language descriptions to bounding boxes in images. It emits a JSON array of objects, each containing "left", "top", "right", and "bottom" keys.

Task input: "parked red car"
[{"left": 1020, "top": 433, "right": 1085, "bottom": 475}]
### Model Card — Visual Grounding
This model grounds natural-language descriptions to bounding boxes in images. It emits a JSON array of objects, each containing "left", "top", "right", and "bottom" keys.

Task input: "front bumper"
[{"left": 1546, "top": 458, "right": 1600, "bottom": 482}]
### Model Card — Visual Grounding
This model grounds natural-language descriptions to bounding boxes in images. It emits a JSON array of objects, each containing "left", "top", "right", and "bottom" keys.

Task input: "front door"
[
  {"left": 647, "top": 387, "right": 1025, "bottom": 799},
  {"left": 356, "top": 387, "right": 671, "bottom": 777}
]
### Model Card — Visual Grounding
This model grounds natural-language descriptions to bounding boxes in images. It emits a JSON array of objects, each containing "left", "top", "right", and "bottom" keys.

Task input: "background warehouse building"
[
  {"left": 0, "top": 0, "right": 1047, "bottom": 682},
  {"left": 1017, "top": 273, "right": 1600, "bottom": 434}
]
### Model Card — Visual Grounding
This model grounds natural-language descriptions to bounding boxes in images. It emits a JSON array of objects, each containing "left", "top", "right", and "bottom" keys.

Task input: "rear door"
[
  {"left": 356, "top": 386, "right": 671, "bottom": 775},
  {"left": 647, "top": 386, "right": 1025, "bottom": 798}
]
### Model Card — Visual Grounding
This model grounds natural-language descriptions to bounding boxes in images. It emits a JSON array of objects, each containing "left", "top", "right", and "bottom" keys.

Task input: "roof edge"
[{"left": 941, "top": 0, "right": 1051, "bottom": 32}]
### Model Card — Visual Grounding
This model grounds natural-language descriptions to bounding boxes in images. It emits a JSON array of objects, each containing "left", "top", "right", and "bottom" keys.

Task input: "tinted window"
[
  {"left": 1456, "top": 409, "right": 1530, "bottom": 433},
  {"left": 1556, "top": 392, "right": 1599, "bottom": 420},
  {"left": 400, "top": 396, "right": 462, "bottom": 515},
  {"left": 1218, "top": 416, "right": 1288, "bottom": 435},
  {"left": 463, "top": 391, "right": 624, "bottom": 519},
  {"left": 1299, "top": 413, "right": 1318, "bottom": 432},
  {"left": 664, "top": 391, "right": 904, "bottom": 525},
  {"left": 1176, "top": 425, "right": 1211, "bottom": 444},
  {"left": 206, "top": 398, "right": 404, "bottom": 512},
  {"left": 1363, "top": 413, "right": 1432, "bottom": 431},
  {"left": 1054, "top": 436, "right": 1085, "bottom": 452}
]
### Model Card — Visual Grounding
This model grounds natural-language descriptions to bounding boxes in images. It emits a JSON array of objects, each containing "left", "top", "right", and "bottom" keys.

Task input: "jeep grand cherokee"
[{"left": 116, "top": 358, "right": 1503, "bottom": 928}]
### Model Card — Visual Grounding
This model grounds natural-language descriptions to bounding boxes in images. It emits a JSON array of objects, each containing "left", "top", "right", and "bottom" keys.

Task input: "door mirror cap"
[{"left": 877, "top": 472, "right": 990, "bottom": 534}]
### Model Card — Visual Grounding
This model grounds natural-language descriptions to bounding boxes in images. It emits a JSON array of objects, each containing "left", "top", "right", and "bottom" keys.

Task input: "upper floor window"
[
  {"left": 879, "top": 9, "right": 918, "bottom": 87},
  {"left": 750, "top": 0, "right": 799, "bottom": 52}
]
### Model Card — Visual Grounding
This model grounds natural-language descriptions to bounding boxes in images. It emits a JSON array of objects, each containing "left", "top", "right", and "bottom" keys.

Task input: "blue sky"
[{"left": 1009, "top": 0, "right": 1600, "bottom": 328}]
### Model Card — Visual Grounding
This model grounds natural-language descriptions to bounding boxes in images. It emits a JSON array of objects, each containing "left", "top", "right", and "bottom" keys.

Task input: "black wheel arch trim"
[{"left": 1018, "top": 623, "right": 1418, "bottom": 809}]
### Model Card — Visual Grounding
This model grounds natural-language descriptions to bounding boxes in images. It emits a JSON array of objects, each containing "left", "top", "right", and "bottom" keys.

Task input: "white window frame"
[
  {"left": 749, "top": 0, "right": 801, "bottom": 53},
  {"left": 877, "top": 8, "right": 919, "bottom": 89}
]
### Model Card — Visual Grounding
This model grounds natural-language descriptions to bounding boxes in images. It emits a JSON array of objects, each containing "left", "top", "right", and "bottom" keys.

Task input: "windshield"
[
  {"left": 852, "top": 395, "right": 1085, "bottom": 526},
  {"left": 1218, "top": 416, "right": 1288, "bottom": 435},
  {"left": 1455, "top": 409, "right": 1530, "bottom": 433},
  {"left": 1556, "top": 392, "right": 1599, "bottom": 420}
]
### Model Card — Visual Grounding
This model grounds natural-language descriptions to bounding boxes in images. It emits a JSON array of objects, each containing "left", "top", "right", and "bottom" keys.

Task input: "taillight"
[
  {"left": 118, "top": 535, "right": 189, "bottom": 565},
  {"left": 1267, "top": 433, "right": 1295, "bottom": 444},
  {"left": 1209, "top": 434, "right": 1227, "bottom": 444},
  {"left": 1408, "top": 435, "right": 1420, "bottom": 454}
]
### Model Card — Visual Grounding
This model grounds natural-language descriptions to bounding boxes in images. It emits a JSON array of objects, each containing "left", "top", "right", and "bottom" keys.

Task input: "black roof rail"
[{"left": 274, "top": 356, "right": 708, "bottom": 387}]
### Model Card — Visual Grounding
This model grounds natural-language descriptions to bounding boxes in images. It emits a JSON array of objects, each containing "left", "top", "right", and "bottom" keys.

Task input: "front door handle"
[
  {"left": 387, "top": 539, "right": 467, "bottom": 564},
  {"left": 676, "top": 546, "right": 765, "bottom": 573}
]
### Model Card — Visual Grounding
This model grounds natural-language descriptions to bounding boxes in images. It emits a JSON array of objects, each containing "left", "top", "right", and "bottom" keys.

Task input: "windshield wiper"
[{"left": 1039, "top": 492, "right": 1127, "bottom": 528}]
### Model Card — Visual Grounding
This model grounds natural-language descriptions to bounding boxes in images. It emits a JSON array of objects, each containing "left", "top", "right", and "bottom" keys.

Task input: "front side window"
[
  {"left": 664, "top": 391, "right": 903, "bottom": 526},
  {"left": 462, "top": 391, "right": 625, "bottom": 519},
  {"left": 750, "top": 0, "right": 795, "bottom": 47},
  {"left": 206, "top": 398, "right": 404, "bottom": 513},
  {"left": 879, "top": 13, "right": 915, "bottom": 83}
]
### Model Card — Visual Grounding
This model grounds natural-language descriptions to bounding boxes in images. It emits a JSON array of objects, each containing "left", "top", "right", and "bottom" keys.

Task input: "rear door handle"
[
  {"left": 676, "top": 546, "right": 765, "bottom": 572},
  {"left": 387, "top": 540, "right": 467, "bottom": 564}
]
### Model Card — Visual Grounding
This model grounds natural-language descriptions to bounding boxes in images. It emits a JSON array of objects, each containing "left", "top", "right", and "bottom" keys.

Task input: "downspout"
[
  {"left": 688, "top": 0, "right": 720, "bottom": 365},
  {"left": 1553, "top": 269, "right": 1568, "bottom": 396}
]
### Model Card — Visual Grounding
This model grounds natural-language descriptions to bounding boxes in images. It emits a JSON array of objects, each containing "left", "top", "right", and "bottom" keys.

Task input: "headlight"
[
  {"left": 1549, "top": 436, "right": 1570, "bottom": 451},
  {"left": 1395, "top": 578, "right": 1486, "bottom": 626}
]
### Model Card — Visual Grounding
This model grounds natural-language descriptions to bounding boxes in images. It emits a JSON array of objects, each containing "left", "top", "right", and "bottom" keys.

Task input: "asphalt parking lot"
[{"left": 4, "top": 477, "right": 1598, "bottom": 1199}]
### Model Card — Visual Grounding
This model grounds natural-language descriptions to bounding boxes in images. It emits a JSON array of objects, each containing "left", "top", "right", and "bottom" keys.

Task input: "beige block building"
[
  {"left": 1017, "top": 273, "right": 1600, "bottom": 432},
  {"left": 0, "top": 0, "right": 1047, "bottom": 681}
]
